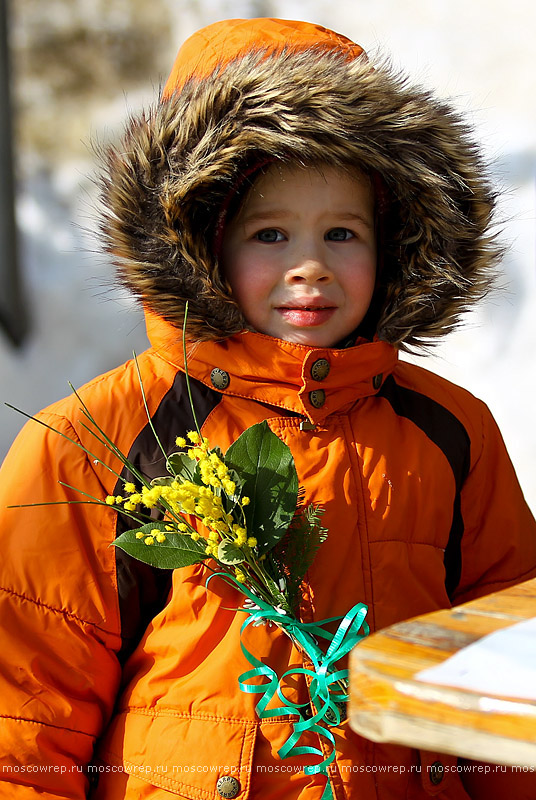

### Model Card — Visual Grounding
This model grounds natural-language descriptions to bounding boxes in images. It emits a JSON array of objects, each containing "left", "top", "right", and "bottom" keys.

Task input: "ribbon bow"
[{"left": 208, "top": 573, "right": 369, "bottom": 800}]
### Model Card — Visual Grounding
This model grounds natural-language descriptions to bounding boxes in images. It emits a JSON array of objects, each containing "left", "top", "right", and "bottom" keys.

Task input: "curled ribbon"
[{"left": 207, "top": 573, "right": 369, "bottom": 800}]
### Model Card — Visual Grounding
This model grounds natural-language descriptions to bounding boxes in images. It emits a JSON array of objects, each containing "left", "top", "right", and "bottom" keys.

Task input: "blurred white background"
[{"left": 1, "top": 0, "right": 534, "bottom": 512}]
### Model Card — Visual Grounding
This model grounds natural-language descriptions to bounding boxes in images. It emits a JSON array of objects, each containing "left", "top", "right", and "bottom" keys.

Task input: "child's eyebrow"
[
  {"left": 240, "top": 210, "right": 374, "bottom": 227},
  {"left": 239, "top": 209, "right": 290, "bottom": 224},
  {"left": 336, "top": 212, "right": 374, "bottom": 229}
]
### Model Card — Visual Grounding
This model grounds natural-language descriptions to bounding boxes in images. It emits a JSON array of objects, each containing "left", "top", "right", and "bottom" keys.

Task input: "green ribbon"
[{"left": 208, "top": 573, "right": 369, "bottom": 799}]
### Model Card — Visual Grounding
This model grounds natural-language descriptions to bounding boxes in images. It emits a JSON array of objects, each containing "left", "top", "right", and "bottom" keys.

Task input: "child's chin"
[
  {"left": 276, "top": 330, "right": 341, "bottom": 348},
  {"left": 249, "top": 321, "right": 348, "bottom": 348}
]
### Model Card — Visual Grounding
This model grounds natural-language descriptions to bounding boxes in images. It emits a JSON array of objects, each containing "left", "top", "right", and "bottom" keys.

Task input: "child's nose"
[{"left": 285, "top": 247, "right": 333, "bottom": 285}]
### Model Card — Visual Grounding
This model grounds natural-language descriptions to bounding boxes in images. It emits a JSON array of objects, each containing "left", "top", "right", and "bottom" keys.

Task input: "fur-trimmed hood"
[{"left": 100, "top": 17, "right": 499, "bottom": 350}]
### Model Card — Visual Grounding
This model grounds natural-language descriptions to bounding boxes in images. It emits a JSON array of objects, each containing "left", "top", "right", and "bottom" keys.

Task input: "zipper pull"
[{"left": 299, "top": 420, "right": 317, "bottom": 431}]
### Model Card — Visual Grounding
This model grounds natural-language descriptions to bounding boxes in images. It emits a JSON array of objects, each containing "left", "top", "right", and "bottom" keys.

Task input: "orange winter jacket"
[
  {"left": 2, "top": 16, "right": 536, "bottom": 800},
  {"left": 1, "top": 316, "right": 536, "bottom": 800}
]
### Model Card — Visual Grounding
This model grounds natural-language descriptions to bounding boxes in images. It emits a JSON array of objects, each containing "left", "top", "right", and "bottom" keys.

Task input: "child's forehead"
[
  {"left": 239, "top": 162, "right": 374, "bottom": 214},
  {"left": 256, "top": 161, "right": 369, "bottom": 186}
]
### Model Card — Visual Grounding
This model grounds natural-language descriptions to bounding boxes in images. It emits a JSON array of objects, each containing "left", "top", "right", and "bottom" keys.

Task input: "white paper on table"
[{"left": 415, "top": 616, "right": 536, "bottom": 701}]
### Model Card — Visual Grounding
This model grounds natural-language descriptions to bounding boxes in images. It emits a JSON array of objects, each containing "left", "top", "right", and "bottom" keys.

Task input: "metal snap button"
[
  {"left": 308, "top": 389, "right": 325, "bottom": 409},
  {"left": 429, "top": 760, "right": 445, "bottom": 786},
  {"left": 372, "top": 373, "right": 383, "bottom": 390},
  {"left": 216, "top": 775, "right": 241, "bottom": 798},
  {"left": 211, "top": 368, "right": 230, "bottom": 390},
  {"left": 310, "top": 358, "right": 330, "bottom": 381},
  {"left": 324, "top": 701, "right": 347, "bottom": 726}
]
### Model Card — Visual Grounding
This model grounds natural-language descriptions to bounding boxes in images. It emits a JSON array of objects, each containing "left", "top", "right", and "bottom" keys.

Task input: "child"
[{"left": 1, "top": 17, "right": 535, "bottom": 800}]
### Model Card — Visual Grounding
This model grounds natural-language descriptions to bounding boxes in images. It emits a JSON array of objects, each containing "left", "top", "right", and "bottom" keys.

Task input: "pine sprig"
[{"left": 270, "top": 500, "right": 328, "bottom": 612}]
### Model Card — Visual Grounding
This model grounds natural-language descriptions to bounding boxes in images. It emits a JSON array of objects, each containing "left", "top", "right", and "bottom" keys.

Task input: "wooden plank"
[{"left": 349, "top": 578, "right": 536, "bottom": 766}]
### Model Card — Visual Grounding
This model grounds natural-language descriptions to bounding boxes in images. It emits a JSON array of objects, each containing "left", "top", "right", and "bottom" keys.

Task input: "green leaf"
[
  {"left": 151, "top": 476, "right": 174, "bottom": 487},
  {"left": 225, "top": 421, "right": 298, "bottom": 554},
  {"left": 217, "top": 540, "right": 245, "bottom": 565},
  {"left": 113, "top": 522, "right": 209, "bottom": 569},
  {"left": 166, "top": 452, "right": 203, "bottom": 484},
  {"left": 259, "top": 571, "right": 293, "bottom": 615}
]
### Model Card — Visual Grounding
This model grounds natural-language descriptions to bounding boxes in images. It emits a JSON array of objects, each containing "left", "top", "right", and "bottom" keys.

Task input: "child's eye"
[
  {"left": 255, "top": 229, "right": 284, "bottom": 243},
  {"left": 326, "top": 228, "right": 354, "bottom": 241}
]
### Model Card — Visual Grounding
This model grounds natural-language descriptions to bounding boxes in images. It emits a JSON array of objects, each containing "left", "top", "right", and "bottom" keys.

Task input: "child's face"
[{"left": 221, "top": 164, "right": 377, "bottom": 348}]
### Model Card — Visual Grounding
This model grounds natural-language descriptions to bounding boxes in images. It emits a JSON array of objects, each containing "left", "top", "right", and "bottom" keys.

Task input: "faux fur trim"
[{"left": 99, "top": 45, "right": 500, "bottom": 350}]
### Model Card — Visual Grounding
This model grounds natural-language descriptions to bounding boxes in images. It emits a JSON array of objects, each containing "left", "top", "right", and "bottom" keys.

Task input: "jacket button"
[
  {"left": 372, "top": 373, "right": 383, "bottom": 390},
  {"left": 309, "top": 389, "right": 325, "bottom": 409},
  {"left": 310, "top": 358, "right": 330, "bottom": 381},
  {"left": 211, "top": 368, "right": 230, "bottom": 390},
  {"left": 324, "top": 701, "right": 347, "bottom": 725},
  {"left": 429, "top": 760, "right": 445, "bottom": 786},
  {"left": 216, "top": 775, "right": 241, "bottom": 798}
]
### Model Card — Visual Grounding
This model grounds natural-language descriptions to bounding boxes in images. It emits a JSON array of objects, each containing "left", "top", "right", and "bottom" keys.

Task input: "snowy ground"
[{"left": 1, "top": 0, "right": 535, "bottom": 514}]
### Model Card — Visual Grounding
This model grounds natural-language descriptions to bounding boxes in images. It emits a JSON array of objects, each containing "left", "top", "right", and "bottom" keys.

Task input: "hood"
[{"left": 99, "top": 17, "right": 500, "bottom": 351}]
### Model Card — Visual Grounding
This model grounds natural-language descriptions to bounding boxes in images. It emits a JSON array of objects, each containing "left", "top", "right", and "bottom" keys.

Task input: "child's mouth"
[{"left": 276, "top": 306, "right": 336, "bottom": 327}]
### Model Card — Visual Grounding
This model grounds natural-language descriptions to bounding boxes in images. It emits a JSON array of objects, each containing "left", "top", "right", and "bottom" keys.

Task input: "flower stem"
[{"left": 182, "top": 302, "right": 201, "bottom": 437}]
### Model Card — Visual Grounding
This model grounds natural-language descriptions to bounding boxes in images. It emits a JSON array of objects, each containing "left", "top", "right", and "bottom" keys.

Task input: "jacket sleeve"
[
  {"left": 454, "top": 399, "right": 536, "bottom": 604},
  {"left": 0, "top": 411, "right": 123, "bottom": 798}
]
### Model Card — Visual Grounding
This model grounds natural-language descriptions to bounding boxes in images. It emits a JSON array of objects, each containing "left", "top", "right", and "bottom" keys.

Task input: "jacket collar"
[{"left": 146, "top": 312, "right": 398, "bottom": 425}]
